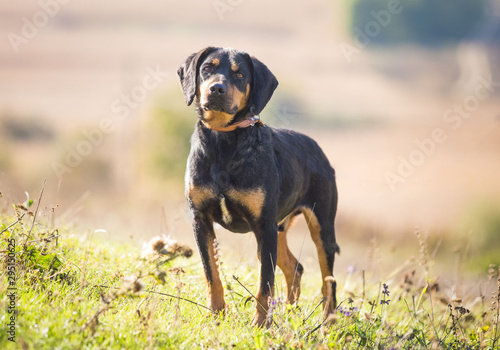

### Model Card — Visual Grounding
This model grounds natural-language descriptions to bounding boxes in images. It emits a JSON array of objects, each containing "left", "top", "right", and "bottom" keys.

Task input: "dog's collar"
[{"left": 204, "top": 115, "right": 264, "bottom": 132}]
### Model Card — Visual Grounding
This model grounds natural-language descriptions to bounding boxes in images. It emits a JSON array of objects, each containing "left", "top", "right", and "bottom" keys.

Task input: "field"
[
  {"left": 1, "top": 199, "right": 499, "bottom": 349},
  {"left": 2, "top": 1, "right": 500, "bottom": 348}
]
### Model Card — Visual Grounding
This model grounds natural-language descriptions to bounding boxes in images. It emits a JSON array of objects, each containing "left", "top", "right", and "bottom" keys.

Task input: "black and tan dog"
[{"left": 177, "top": 47, "right": 339, "bottom": 327}]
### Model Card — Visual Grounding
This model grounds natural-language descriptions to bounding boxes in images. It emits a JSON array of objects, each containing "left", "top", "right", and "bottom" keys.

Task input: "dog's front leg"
[
  {"left": 252, "top": 220, "right": 278, "bottom": 327},
  {"left": 192, "top": 213, "right": 226, "bottom": 315}
]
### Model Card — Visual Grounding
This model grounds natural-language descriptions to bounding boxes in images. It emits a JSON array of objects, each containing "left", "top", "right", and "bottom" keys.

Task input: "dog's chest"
[{"left": 187, "top": 184, "right": 265, "bottom": 226}]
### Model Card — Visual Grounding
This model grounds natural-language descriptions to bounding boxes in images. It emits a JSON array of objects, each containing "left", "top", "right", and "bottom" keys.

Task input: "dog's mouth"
[
  {"left": 201, "top": 100, "right": 238, "bottom": 115},
  {"left": 199, "top": 100, "right": 237, "bottom": 128}
]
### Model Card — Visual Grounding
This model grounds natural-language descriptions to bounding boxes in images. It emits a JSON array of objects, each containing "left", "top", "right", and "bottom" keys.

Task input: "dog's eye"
[
  {"left": 234, "top": 72, "right": 244, "bottom": 79},
  {"left": 202, "top": 66, "right": 212, "bottom": 73}
]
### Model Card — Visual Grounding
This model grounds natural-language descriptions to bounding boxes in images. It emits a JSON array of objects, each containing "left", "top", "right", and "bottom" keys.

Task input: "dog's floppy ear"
[
  {"left": 248, "top": 55, "right": 279, "bottom": 116},
  {"left": 177, "top": 47, "right": 216, "bottom": 106}
]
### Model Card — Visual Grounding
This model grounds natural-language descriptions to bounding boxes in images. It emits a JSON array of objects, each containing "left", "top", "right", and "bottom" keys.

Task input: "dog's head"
[{"left": 177, "top": 47, "right": 278, "bottom": 130}]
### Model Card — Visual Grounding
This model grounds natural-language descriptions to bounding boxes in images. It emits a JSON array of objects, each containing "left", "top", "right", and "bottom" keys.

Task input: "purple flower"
[
  {"left": 382, "top": 283, "right": 390, "bottom": 296},
  {"left": 338, "top": 305, "right": 359, "bottom": 317},
  {"left": 380, "top": 283, "right": 391, "bottom": 306}
]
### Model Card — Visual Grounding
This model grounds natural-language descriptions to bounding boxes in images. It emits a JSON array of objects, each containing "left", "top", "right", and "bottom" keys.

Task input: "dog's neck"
[
  {"left": 195, "top": 103, "right": 264, "bottom": 133},
  {"left": 205, "top": 115, "right": 262, "bottom": 132},
  {"left": 194, "top": 115, "right": 263, "bottom": 167}
]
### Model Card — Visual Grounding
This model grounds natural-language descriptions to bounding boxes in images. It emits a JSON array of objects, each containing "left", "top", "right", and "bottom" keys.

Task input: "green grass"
[{"left": 1, "top": 204, "right": 500, "bottom": 349}]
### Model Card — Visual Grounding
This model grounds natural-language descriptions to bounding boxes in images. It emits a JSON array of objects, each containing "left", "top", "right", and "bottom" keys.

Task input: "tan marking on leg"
[
  {"left": 252, "top": 272, "right": 274, "bottom": 327},
  {"left": 226, "top": 187, "right": 265, "bottom": 219},
  {"left": 323, "top": 276, "right": 336, "bottom": 318},
  {"left": 206, "top": 235, "right": 226, "bottom": 313},
  {"left": 187, "top": 185, "right": 216, "bottom": 209},
  {"left": 301, "top": 207, "right": 336, "bottom": 314},
  {"left": 277, "top": 214, "right": 302, "bottom": 304}
]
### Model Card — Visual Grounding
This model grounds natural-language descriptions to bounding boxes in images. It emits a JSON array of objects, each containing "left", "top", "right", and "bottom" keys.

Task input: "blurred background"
[{"left": 1, "top": 0, "right": 499, "bottom": 280}]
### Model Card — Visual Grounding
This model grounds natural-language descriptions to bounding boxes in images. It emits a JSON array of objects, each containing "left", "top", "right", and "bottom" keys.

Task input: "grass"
[{"left": 1, "top": 198, "right": 500, "bottom": 349}]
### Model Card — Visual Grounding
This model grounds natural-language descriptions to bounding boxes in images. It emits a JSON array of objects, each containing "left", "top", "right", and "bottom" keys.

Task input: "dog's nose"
[{"left": 209, "top": 83, "right": 226, "bottom": 95}]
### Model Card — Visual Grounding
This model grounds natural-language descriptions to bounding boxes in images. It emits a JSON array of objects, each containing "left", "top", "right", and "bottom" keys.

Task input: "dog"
[{"left": 177, "top": 47, "right": 339, "bottom": 327}]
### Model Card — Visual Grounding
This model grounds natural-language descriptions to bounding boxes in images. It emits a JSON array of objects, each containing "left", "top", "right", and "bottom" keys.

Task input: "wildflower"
[
  {"left": 380, "top": 283, "right": 391, "bottom": 306},
  {"left": 382, "top": 283, "right": 390, "bottom": 296},
  {"left": 338, "top": 305, "right": 359, "bottom": 317},
  {"left": 142, "top": 234, "right": 193, "bottom": 258},
  {"left": 266, "top": 296, "right": 277, "bottom": 323},
  {"left": 122, "top": 275, "right": 145, "bottom": 294},
  {"left": 338, "top": 306, "right": 351, "bottom": 316},
  {"left": 269, "top": 297, "right": 281, "bottom": 309},
  {"left": 142, "top": 234, "right": 173, "bottom": 256},
  {"left": 152, "top": 238, "right": 166, "bottom": 252}
]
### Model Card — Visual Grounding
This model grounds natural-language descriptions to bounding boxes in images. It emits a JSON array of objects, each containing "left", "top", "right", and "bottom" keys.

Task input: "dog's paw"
[
  {"left": 209, "top": 304, "right": 227, "bottom": 316},
  {"left": 251, "top": 310, "right": 272, "bottom": 328}
]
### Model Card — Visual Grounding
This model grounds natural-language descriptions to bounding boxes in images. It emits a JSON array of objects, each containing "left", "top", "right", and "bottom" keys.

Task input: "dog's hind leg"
[
  {"left": 302, "top": 206, "right": 339, "bottom": 315},
  {"left": 277, "top": 212, "right": 304, "bottom": 305}
]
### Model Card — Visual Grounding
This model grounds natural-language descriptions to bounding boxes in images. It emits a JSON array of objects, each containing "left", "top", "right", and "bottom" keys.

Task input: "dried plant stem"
[
  {"left": 0, "top": 213, "right": 25, "bottom": 235},
  {"left": 24, "top": 179, "right": 46, "bottom": 248},
  {"left": 303, "top": 297, "right": 326, "bottom": 325},
  {"left": 232, "top": 275, "right": 278, "bottom": 327},
  {"left": 94, "top": 284, "right": 210, "bottom": 311}
]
